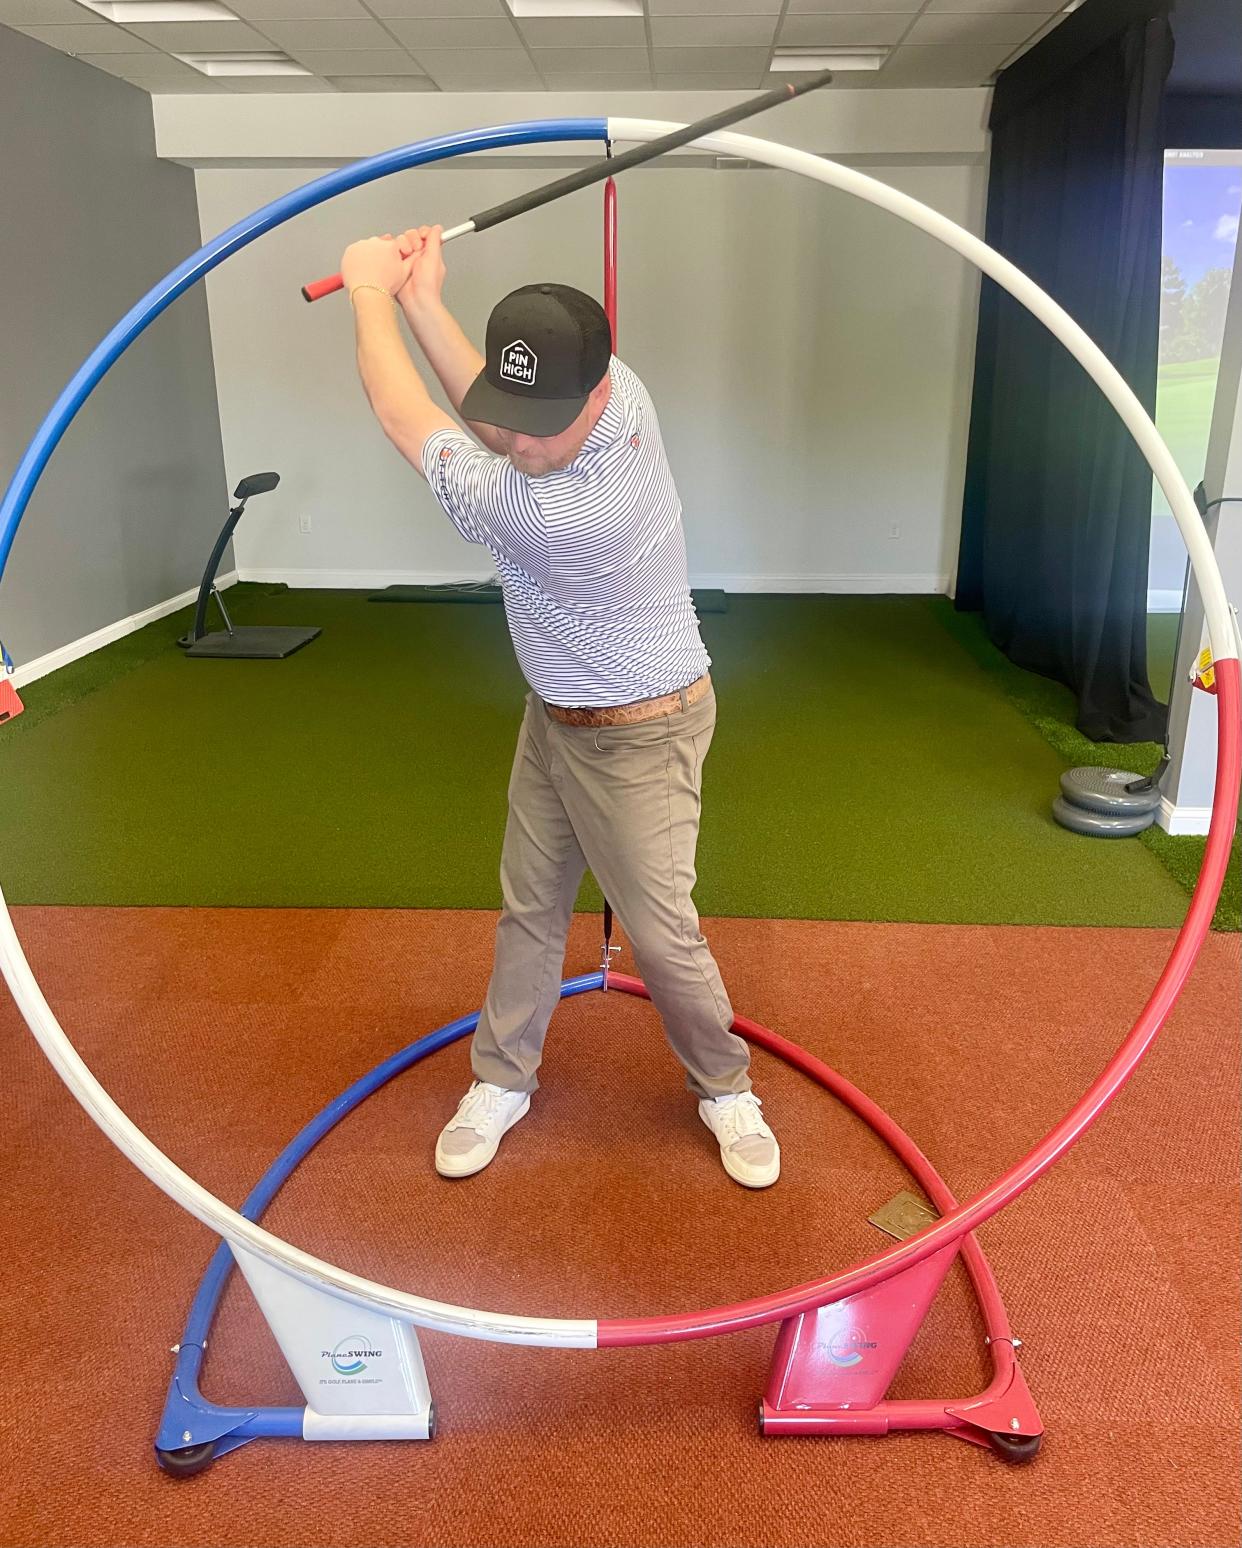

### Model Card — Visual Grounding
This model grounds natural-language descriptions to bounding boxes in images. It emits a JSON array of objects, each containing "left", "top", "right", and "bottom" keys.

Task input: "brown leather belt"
[{"left": 545, "top": 673, "right": 712, "bottom": 728}]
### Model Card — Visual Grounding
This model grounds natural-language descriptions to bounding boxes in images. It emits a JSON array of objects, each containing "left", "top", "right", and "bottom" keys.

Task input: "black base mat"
[
  {"left": 181, "top": 625, "right": 322, "bottom": 659},
  {"left": 368, "top": 584, "right": 729, "bottom": 613}
]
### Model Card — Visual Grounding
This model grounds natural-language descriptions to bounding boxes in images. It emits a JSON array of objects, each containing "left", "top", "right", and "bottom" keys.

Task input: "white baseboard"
[
  {"left": 10, "top": 572, "right": 238, "bottom": 690},
  {"left": 1147, "top": 589, "right": 1184, "bottom": 613},
  {"left": 238, "top": 566, "right": 949, "bottom": 596},
  {"left": 1156, "top": 796, "right": 1213, "bottom": 836}
]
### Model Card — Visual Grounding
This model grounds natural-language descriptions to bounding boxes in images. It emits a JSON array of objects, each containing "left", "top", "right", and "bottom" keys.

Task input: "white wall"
[
  {"left": 195, "top": 158, "right": 983, "bottom": 591},
  {"left": 184, "top": 94, "right": 986, "bottom": 593}
]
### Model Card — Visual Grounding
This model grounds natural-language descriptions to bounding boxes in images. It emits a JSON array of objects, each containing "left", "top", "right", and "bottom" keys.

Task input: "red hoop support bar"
[
  {"left": 598, "top": 659, "right": 1241, "bottom": 1347},
  {"left": 604, "top": 173, "right": 618, "bottom": 348}
]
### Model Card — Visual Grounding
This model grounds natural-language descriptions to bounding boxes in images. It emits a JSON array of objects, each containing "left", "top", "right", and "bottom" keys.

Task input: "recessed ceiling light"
[
  {"left": 77, "top": 0, "right": 239, "bottom": 19},
  {"left": 175, "top": 49, "right": 310, "bottom": 74},
  {"left": 506, "top": 0, "right": 641, "bottom": 17},
  {"left": 771, "top": 47, "right": 888, "bottom": 73}
]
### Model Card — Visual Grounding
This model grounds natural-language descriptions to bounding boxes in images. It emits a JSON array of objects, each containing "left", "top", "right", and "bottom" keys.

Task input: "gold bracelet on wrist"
[{"left": 349, "top": 283, "right": 394, "bottom": 306}]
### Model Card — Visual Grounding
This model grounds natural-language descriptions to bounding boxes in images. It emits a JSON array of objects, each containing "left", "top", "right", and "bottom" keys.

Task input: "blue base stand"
[{"left": 154, "top": 972, "right": 605, "bottom": 1474}]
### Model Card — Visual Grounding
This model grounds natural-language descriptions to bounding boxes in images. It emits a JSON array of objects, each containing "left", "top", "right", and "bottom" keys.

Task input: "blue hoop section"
[
  {"left": 156, "top": 972, "right": 606, "bottom": 1458},
  {"left": 0, "top": 117, "right": 607, "bottom": 583}
]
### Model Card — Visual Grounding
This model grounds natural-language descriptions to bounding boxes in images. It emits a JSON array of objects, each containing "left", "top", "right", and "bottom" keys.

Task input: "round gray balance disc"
[
  {"left": 1053, "top": 795, "right": 1156, "bottom": 837},
  {"left": 1060, "top": 766, "right": 1163, "bottom": 816}
]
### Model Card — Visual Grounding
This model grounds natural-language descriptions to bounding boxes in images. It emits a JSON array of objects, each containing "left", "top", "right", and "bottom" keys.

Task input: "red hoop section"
[{"left": 599, "top": 663, "right": 1240, "bottom": 1347}]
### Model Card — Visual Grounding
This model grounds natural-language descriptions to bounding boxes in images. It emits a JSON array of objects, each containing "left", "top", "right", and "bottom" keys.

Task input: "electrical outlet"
[
  {"left": 299, "top": 514, "right": 312, "bottom": 534},
  {"left": 888, "top": 522, "right": 901, "bottom": 540}
]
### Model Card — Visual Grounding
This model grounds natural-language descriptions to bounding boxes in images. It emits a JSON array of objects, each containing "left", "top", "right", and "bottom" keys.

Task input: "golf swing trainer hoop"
[
  {"left": 0, "top": 114, "right": 1237, "bottom": 1475},
  {"left": 299, "top": 73, "right": 833, "bottom": 303}
]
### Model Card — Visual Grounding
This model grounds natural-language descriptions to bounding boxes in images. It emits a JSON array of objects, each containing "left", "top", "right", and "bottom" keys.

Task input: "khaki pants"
[{"left": 471, "top": 685, "right": 750, "bottom": 1100}]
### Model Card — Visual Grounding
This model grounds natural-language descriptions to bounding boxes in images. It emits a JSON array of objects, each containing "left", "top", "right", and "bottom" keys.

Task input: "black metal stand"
[{"left": 179, "top": 472, "right": 320, "bottom": 660}]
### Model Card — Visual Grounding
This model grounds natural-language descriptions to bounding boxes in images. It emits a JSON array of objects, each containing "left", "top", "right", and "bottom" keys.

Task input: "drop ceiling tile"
[
  {"left": 12, "top": 21, "right": 158, "bottom": 49},
  {"left": 904, "top": 10, "right": 1048, "bottom": 43},
  {"left": 653, "top": 70, "right": 765, "bottom": 86},
  {"left": 787, "top": 0, "right": 919, "bottom": 12},
  {"left": 778, "top": 12, "right": 910, "bottom": 44},
  {"left": 222, "top": 69, "right": 333, "bottom": 85},
  {"left": 254, "top": 15, "right": 391, "bottom": 46},
  {"left": 287, "top": 44, "right": 423, "bottom": 67},
  {"left": 327, "top": 71, "right": 439, "bottom": 86},
  {"left": 925, "top": 0, "right": 1058, "bottom": 10},
  {"left": 999, "top": 14, "right": 1060, "bottom": 61},
  {"left": 879, "top": 39, "right": 1012, "bottom": 83},
  {"left": 540, "top": 70, "right": 653, "bottom": 87},
  {"left": 414, "top": 46, "right": 539, "bottom": 84},
  {"left": 0, "top": 0, "right": 107, "bottom": 23},
  {"left": 647, "top": 0, "right": 781, "bottom": 13},
  {"left": 651, "top": 15, "right": 775, "bottom": 46},
  {"left": 366, "top": 0, "right": 507, "bottom": 15},
  {"left": 124, "top": 18, "right": 273, "bottom": 46},
  {"left": 227, "top": 0, "right": 372, "bottom": 18},
  {"left": 516, "top": 16, "right": 644, "bottom": 46},
  {"left": 529, "top": 44, "right": 648, "bottom": 71},
  {"left": 650, "top": 45, "right": 768, "bottom": 71},
  {"left": 385, "top": 15, "right": 516, "bottom": 45}
]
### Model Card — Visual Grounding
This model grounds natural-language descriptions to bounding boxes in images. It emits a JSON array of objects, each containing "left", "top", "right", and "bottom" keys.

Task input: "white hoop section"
[{"left": 1, "top": 118, "right": 1235, "bottom": 1351}]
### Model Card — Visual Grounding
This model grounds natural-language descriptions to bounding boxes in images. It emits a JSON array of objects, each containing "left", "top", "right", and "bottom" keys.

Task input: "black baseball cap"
[{"left": 461, "top": 283, "right": 612, "bottom": 438}]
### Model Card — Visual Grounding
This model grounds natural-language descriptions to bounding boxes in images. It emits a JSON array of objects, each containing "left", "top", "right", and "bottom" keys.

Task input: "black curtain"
[{"left": 955, "top": 0, "right": 1174, "bottom": 742}]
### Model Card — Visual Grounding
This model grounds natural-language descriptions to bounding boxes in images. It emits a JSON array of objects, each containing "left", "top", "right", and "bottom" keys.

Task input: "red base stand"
[
  {"left": 604, "top": 976, "right": 1046, "bottom": 1464},
  {"left": 760, "top": 1239, "right": 1044, "bottom": 1462},
  {"left": 0, "top": 678, "right": 24, "bottom": 725}
]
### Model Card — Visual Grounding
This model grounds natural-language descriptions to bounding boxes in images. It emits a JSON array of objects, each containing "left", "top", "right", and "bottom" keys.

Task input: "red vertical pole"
[
  {"left": 603, "top": 170, "right": 618, "bottom": 349},
  {"left": 599, "top": 156, "right": 618, "bottom": 984}
]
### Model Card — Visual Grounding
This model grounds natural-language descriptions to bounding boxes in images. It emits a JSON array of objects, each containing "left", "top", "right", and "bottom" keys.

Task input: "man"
[{"left": 340, "top": 226, "right": 780, "bottom": 1189}]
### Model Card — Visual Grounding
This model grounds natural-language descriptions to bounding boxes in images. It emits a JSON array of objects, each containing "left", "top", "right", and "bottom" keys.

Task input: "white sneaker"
[
  {"left": 698, "top": 1091, "right": 780, "bottom": 1189},
  {"left": 435, "top": 1082, "right": 530, "bottom": 1178}
]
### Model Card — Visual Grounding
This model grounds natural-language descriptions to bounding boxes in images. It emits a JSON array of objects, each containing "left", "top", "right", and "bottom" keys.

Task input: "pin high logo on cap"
[{"left": 499, "top": 340, "right": 538, "bottom": 387}]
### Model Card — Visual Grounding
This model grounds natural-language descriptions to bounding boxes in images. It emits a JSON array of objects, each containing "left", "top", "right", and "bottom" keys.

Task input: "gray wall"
[{"left": 0, "top": 26, "right": 227, "bottom": 666}]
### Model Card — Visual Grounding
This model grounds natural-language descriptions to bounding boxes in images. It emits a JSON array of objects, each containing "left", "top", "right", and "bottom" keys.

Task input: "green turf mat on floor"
[
  {"left": 933, "top": 602, "right": 1239, "bottom": 931},
  {"left": 0, "top": 590, "right": 1212, "bottom": 927}
]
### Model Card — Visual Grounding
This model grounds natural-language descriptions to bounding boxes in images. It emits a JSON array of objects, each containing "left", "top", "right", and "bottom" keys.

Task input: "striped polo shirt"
[{"left": 421, "top": 357, "right": 710, "bottom": 708}]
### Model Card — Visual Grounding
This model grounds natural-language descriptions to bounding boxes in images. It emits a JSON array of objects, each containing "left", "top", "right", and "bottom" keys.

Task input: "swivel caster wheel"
[
  {"left": 156, "top": 1441, "right": 216, "bottom": 1478},
  {"left": 988, "top": 1429, "right": 1042, "bottom": 1463}
]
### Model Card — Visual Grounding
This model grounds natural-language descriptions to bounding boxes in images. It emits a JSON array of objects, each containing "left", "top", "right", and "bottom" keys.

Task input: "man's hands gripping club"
[
  {"left": 342, "top": 228, "right": 457, "bottom": 473},
  {"left": 344, "top": 226, "right": 507, "bottom": 457},
  {"left": 338, "top": 226, "right": 445, "bottom": 309}
]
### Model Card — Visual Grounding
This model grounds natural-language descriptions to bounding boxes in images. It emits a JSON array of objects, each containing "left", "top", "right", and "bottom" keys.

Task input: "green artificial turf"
[
  {"left": 933, "top": 602, "right": 1239, "bottom": 932},
  {"left": 1, "top": 587, "right": 1221, "bottom": 928}
]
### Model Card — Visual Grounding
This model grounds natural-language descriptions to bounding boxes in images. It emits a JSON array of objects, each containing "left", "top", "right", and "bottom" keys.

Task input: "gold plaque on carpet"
[{"left": 869, "top": 1190, "right": 939, "bottom": 1241}]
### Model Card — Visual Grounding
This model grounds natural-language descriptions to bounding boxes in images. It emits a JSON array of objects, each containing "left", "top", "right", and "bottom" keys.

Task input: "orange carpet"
[{"left": 0, "top": 908, "right": 1237, "bottom": 1548}]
